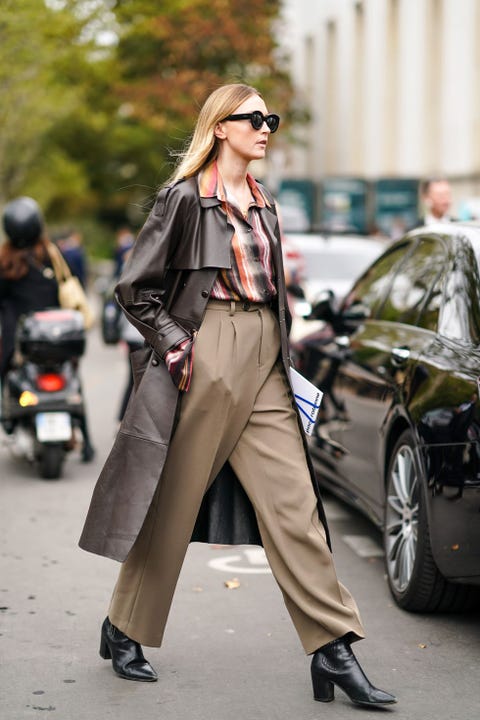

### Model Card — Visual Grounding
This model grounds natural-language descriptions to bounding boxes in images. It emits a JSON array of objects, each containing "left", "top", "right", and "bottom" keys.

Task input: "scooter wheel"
[{"left": 39, "top": 444, "right": 64, "bottom": 480}]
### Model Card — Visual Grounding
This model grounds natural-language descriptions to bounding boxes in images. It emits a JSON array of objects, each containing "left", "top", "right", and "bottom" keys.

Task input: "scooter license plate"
[{"left": 35, "top": 412, "right": 72, "bottom": 442}]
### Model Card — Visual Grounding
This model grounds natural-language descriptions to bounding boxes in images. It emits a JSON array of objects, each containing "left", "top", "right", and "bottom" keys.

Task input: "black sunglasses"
[{"left": 222, "top": 111, "right": 280, "bottom": 133}]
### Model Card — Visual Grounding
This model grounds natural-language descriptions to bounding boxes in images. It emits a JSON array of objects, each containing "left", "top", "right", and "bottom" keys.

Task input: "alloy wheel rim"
[{"left": 385, "top": 444, "right": 420, "bottom": 593}]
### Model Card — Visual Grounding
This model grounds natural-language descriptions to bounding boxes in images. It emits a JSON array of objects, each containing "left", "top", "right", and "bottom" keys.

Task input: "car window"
[
  {"left": 439, "top": 236, "right": 480, "bottom": 343},
  {"left": 417, "top": 273, "right": 444, "bottom": 331},
  {"left": 341, "top": 241, "right": 412, "bottom": 316},
  {"left": 376, "top": 237, "right": 446, "bottom": 327}
]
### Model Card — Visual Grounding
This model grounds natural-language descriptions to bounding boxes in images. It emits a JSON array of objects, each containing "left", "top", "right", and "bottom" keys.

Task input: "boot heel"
[
  {"left": 99, "top": 634, "right": 111, "bottom": 660},
  {"left": 312, "top": 673, "right": 334, "bottom": 702},
  {"left": 311, "top": 638, "right": 397, "bottom": 706}
]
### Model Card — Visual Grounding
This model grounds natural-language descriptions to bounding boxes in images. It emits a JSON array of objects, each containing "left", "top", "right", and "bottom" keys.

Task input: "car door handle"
[{"left": 391, "top": 346, "right": 410, "bottom": 367}]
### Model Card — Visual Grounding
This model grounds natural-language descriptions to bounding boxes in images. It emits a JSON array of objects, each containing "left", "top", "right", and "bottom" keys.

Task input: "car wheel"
[{"left": 384, "top": 429, "right": 479, "bottom": 612}]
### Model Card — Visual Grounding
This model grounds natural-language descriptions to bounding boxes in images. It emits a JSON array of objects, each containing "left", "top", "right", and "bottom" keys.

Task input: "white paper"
[{"left": 289, "top": 367, "right": 323, "bottom": 436}]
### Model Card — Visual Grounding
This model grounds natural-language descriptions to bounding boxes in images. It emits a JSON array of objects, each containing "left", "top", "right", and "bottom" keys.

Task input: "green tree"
[
  {"left": 0, "top": 0, "right": 105, "bottom": 208},
  {"left": 112, "top": 0, "right": 294, "bottom": 185},
  {"left": 1, "top": 0, "right": 296, "bottom": 252}
]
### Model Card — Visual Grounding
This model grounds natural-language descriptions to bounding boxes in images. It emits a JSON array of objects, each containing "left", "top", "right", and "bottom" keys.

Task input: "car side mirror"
[
  {"left": 308, "top": 290, "right": 336, "bottom": 322},
  {"left": 295, "top": 300, "right": 314, "bottom": 318},
  {"left": 340, "top": 301, "right": 370, "bottom": 325}
]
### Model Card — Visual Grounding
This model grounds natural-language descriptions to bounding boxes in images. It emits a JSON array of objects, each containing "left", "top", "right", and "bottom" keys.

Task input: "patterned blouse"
[
  {"left": 165, "top": 161, "right": 277, "bottom": 391},
  {"left": 199, "top": 161, "right": 277, "bottom": 302}
]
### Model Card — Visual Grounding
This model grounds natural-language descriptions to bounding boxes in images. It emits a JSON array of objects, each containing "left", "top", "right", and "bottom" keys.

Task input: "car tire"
[{"left": 384, "top": 429, "right": 479, "bottom": 612}]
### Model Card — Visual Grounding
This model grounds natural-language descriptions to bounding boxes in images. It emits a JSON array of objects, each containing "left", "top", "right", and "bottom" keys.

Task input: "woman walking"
[{"left": 79, "top": 83, "right": 396, "bottom": 707}]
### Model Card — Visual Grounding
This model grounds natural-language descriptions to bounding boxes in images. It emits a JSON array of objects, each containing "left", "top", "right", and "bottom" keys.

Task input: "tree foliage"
[
  {"left": 0, "top": 0, "right": 295, "bottom": 246},
  {"left": 0, "top": 0, "right": 103, "bottom": 207},
  {"left": 115, "top": 0, "right": 291, "bottom": 127},
  {"left": 107, "top": 0, "right": 294, "bottom": 220}
]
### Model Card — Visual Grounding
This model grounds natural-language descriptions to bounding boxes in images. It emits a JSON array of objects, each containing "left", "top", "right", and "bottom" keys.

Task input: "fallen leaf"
[
  {"left": 224, "top": 578, "right": 240, "bottom": 589},
  {"left": 192, "top": 586, "right": 203, "bottom": 593},
  {"left": 418, "top": 643, "right": 427, "bottom": 649}
]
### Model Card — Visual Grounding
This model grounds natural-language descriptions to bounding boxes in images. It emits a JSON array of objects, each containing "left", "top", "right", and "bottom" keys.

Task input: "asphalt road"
[{"left": 1, "top": 313, "right": 479, "bottom": 720}]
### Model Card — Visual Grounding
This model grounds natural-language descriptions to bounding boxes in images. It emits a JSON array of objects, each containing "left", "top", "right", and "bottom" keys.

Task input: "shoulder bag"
[{"left": 46, "top": 242, "right": 95, "bottom": 329}]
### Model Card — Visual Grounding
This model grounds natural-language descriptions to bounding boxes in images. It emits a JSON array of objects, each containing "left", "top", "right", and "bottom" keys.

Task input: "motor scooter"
[{"left": 1, "top": 308, "right": 91, "bottom": 479}]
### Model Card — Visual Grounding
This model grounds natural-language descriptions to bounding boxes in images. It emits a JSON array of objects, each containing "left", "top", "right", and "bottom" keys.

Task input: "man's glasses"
[{"left": 222, "top": 111, "right": 280, "bottom": 133}]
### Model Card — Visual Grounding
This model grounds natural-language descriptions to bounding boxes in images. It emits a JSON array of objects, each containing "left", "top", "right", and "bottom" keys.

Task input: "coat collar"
[{"left": 199, "top": 195, "right": 222, "bottom": 209}]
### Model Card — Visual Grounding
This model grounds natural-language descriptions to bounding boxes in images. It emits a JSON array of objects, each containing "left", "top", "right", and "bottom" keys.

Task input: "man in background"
[
  {"left": 56, "top": 228, "right": 88, "bottom": 287},
  {"left": 417, "top": 177, "right": 454, "bottom": 226}
]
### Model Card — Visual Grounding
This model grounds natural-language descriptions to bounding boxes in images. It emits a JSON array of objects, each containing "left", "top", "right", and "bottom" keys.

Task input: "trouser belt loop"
[{"left": 229, "top": 300, "right": 235, "bottom": 316}]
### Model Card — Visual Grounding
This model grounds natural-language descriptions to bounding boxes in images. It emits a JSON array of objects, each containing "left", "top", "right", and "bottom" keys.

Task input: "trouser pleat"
[{"left": 108, "top": 304, "right": 365, "bottom": 649}]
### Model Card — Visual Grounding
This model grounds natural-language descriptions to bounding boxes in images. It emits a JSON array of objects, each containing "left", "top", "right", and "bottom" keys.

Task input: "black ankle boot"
[
  {"left": 311, "top": 637, "right": 396, "bottom": 706},
  {"left": 99, "top": 617, "right": 158, "bottom": 682}
]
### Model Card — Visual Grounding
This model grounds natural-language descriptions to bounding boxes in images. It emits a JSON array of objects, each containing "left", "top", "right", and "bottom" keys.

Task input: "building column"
[
  {"left": 440, "top": 0, "right": 476, "bottom": 177},
  {"left": 361, "top": 0, "right": 394, "bottom": 176}
]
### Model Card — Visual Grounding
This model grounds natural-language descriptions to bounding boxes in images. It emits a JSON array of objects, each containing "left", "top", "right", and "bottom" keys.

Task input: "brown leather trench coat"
[{"left": 79, "top": 177, "right": 330, "bottom": 562}]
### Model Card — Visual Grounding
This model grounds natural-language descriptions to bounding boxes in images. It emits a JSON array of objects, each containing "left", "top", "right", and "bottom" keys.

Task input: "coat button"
[
  {"left": 201, "top": 290, "right": 209, "bottom": 298},
  {"left": 152, "top": 358, "right": 159, "bottom": 366}
]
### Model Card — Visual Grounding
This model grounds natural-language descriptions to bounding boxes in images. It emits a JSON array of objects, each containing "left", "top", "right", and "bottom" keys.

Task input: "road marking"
[
  {"left": 207, "top": 532, "right": 383, "bottom": 572},
  {"left": 341, "top": 535, "right": 384, "bottom": 558},
  {"left": 208, "top": 547, "right": 272, "bottom": 574}
]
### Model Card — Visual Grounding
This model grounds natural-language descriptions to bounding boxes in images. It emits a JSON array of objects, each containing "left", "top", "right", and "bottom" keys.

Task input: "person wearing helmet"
[
  {"left": 0, "top": 196, "right": 94, "bottom": 461},
  {"left": 0, "top": 197, "right": 58, "bottom": 376}
]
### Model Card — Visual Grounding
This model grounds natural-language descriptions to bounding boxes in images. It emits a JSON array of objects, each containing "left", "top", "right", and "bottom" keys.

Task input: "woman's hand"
[{"left": 164, "top": 333, "right": 196, "bottom": 391}]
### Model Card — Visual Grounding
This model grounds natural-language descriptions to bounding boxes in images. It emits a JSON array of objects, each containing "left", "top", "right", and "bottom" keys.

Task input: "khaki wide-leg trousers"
[{"left": 109, "top": 301, "right": 365, "bottom": 652}]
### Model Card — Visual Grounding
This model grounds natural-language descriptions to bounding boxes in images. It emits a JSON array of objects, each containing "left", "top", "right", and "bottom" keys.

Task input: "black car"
[{"left": 292, "top": 223, "right": 480, "bottom": 613}]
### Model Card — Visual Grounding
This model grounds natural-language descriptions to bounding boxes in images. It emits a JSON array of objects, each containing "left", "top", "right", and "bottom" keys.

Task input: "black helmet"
[{"left": 2, "top": 196, "right": 44, "bottom": 249}]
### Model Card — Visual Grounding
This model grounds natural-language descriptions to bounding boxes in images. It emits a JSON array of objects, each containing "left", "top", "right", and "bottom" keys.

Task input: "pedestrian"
[
  {"left": 79, "top": 83, "right": 396, "bottom": 707},
  {"left": 56, "top": 228, "right": 89, "bottom": 288},
  {"left": 0, "top": 197, "right": 95, "bottom": 460},
  {"left": 413, "top": 177, "right": 454, "bottom": 227},
  {"left": 0, "top": 198, "right": 59, "bottom": 379},
  {"left": 113, "top": 226, "right": 135, "bottom": 279}
]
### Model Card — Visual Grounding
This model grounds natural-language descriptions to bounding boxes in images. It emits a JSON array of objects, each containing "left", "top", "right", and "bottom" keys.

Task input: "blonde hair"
[{"left": 169, "top": 83, "right": 261, "bottom": 183}]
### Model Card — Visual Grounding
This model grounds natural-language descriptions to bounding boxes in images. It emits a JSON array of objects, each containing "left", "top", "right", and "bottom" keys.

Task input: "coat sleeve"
[{"left": 114, "top": 183, "right": 194, "bottom": 358}]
